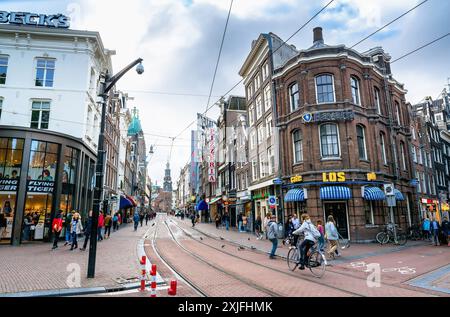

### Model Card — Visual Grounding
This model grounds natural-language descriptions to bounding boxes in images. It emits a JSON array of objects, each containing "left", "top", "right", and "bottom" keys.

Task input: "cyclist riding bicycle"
[{"left": 293, "top": 213, "right": 321, "bottom": 270}]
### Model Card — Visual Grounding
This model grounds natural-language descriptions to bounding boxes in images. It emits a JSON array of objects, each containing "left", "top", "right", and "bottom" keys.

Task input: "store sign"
[
  {"left": 322, "top": 172, "right": 346, "bottom": 182},
  {"left": 302, "top": 110, "right": 354, "bottom": 123},
  {"left": 0, "top": 179, "right": 19, "bottom": 191},
  {"left": 27, "top": 180, "right": 54, "bottom": 193},
  {"left": 208, "top": 128, "right": 216, "bottom": 183},
  {"left": 421, "top": 198, "right": 439, "bottom": 204},
  {"left": 252, "top": 192, "right": 269, "bottom": 200},
  {"left": 367, "top": 172, "right": 377, "bottom": 181},
  {"left": 0, "top": 11, "right": 70, "bottom": 28},
  {"left": 290, "top": 175, "right": 303, "bottom": 183}
]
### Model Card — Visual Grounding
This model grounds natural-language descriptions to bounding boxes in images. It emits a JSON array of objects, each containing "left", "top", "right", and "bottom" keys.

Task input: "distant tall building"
[{"left": 163, "top": 162, "right": 173, "bottom": 192}]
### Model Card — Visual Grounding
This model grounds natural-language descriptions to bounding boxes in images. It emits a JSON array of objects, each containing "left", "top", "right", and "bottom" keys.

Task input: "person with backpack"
[
  {"left": 133, "top": 212, "right": 140, "bottom": 231},
  {"left": 422, "top": 217, "right": 431, "bottom": 241},
  {"left": 325, "top": 215, "right": 340, "bottom": 258},
  {"left": 112, "top": 213, "right": 119, "bottom": 232},
  {"left": 267, "top": 214, "right": 279, "bottom": 259},
  {"left": 293, "top": 213, "right": 321, "bottom": 270}
]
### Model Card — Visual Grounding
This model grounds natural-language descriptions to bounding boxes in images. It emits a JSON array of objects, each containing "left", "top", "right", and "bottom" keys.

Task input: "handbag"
[{"left": 30, "top": 225, "right": 36, "bottom": 230}]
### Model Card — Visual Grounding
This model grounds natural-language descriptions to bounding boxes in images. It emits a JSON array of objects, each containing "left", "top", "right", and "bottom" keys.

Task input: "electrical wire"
[
  {"left": 205, "top": 0, "right": 233, "bottom": 112},
  {"left": 350, "top": 0, "right": 429, "bottom": 49}
]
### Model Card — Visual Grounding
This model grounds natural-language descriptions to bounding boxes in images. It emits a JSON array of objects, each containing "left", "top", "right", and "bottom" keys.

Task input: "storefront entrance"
[{"left": 324, "top": 202, "right": 349, "bottom": 239}]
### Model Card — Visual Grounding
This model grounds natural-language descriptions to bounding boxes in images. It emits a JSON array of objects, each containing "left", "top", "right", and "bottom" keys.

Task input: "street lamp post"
[{"left": 87, "top": 58, "right": 144, "bottom": 278}]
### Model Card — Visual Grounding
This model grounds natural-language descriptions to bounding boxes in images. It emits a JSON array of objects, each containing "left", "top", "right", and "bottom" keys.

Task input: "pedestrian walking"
[
  {"left": 431, "top": 217, "right": 440, "bottom": 246},
  {"left": 51, "top": 211, "right": 63, "bottom": 250},
  {"left": 325, "top": 215, "right": 340, "bottom": 258},
  {"left": 22, "top": 215, "right": 32, "bottom": 241},
  {"left": 243, "top": 214, "right": 248, "bottom": 232},
  {"left": 215, "top": 213, "right": 221, "bottom": 229},
  {"left": 223, "top": 211, "right": 230, "bottom": 231},
  {"left": 139, "top": 212, "right": 144, "bottom": 227},
  {"left": 441, "top": 217, "right": 450, "bottom": 246},
  {"left": 104, "top": 213, "right": 112, "bottom": 238},
  {"left": 80, "top": 211, "right": 92, "bottom": 251},
  {"left": 190, "top": 212, "right": 196, "bottom": 227},
  {"left": 267, "top": 215, "right": 278, "bottom": 259},
  {"left": 70, "top": 212, "right": 83, "bottom": 250},
  {"left": 263, "top": 213, "right": 271, "bottom": 240},
  {"left": 237, "top": 213, "right": 243, "bottom": 232},
  {"left": 254, "top": 216, "right": 263, "bottom": 239},
  {"left": 63, "top": 211, "right": 73, "bottom": 246},
  {"left": 0, "top": 212, "right": 6, "bottom": 239},
  {"left": 133, "top": 212, "right": 140, "bottom": 231},
  {"left": 316, "top": 219, "right": 325, "bottom": 252},
  {"left": 112, "top": 212, "right": 119, "bottom": 232},
  {"left": 97, "top": 212, "right": 104, "bottom": 241},
  {"left": 422, "top": 217, "right": 431, "bottom": 240},
  {"left": 117, "top": 213, "right": 122, "bottom": 230},
  {"left": 145, "top": 212, "right": 150, "bottom": 225}
]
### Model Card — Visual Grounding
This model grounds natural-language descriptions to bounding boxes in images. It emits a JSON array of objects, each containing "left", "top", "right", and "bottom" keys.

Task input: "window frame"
[
  {"left": 30, "top": 100, "right": 51, "bottom": 129},
  {"left": 315, "top": 74, "right": 336, "bottom": 104},
  {"left": 264, "top": 84, "right": 272, "bottom": 111},
  {"left": 380, "top": 132, "right": 387, "bottom": 165},
  {"left": 400, "top": 141, "right": 407, "bottom": 171},
  {"left": 266, "top": 115, "right": 273, "bottom": 138},
  {"left": 292, "top": 130, "right": 303, "bottom": 163},
  {"left": 356, "top": 125, "right": 368, "bottom": 160},
  {"left": 0, "top": 55, "right": 9, "bottom": 85},
  {"left": 374, "top": 87, "right": 381, "bottom": 115},
  {"left": 35, "top": 57, "right": 56, "bottom": 88},
  {"left": 350, "top": 76, "right": 361, "bottom": 105},
  {"left": 319, "top": 123, "right": 340, "bottom": 159},
  {"left": 289, "top": 82, "right": 300, "bottom": 112}
]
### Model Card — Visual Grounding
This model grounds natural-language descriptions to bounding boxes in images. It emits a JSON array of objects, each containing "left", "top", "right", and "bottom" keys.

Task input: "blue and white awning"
[
  {"left": 284, "top": 188, "right": 306, "bottom": 202},
  {"left": 363, "top": 187, "right": 386, "bottom": 201},
  {"left": 394, "top": 189, "right": 405, "bottom": 201},
  {"left": 320, "top": 186, "right": 351, "bottom": 200}
]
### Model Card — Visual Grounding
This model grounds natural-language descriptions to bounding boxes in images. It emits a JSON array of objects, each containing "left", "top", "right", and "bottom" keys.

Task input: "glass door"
[{"left": 324, "top": 202, "right": 349, "bottom": 239}]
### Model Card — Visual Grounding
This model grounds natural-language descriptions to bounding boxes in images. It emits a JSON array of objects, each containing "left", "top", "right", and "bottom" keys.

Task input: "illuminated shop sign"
[
  {"left": 421, "top": 198, "right": 438, "bottom": 204},
  {"left": 290, "top": 175, "right": 303, "bottom": 183},
  {"left": 0, "top": 11, "right": 70, "bottom": 28},
  {"left": 323, "top": 172, "right": 346, "bottom": 182},
  {"left": 302, "top": 110, "right": 354, "bottom": 123},
  {"left": 367, "top": 172, "right": 377, "bottom": 181},
  {"left": 208, "top": 128, "right": 216, "bottom": 183},
  {"left": 0, "top": 179, "right": 18, "bottom": 191},
  {"left": 27, "top": 180, "right": 54, "bottom": 193}
]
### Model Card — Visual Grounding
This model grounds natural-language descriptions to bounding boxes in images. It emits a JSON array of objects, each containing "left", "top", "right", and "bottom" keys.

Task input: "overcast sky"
[{"left": 5, "top": 0, "right": 450, "bottom": 186}]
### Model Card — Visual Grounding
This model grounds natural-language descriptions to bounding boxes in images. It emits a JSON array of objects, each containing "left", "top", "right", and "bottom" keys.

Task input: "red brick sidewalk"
[{"left": 0, "top": 222, "right": 152, "bottom": 295}]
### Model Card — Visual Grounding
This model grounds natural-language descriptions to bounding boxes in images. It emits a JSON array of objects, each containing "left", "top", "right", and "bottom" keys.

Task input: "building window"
[
  {"left": 418, "top": 148, "right": 422, "bottom": 165},
  {"left": 31, "top": 100, "right": 50, "bottom": 129},
  {"left": 400, "top": 141, "right": 407, "bottom": 170},
  {"left": 412, "top": 146, "right": 417, "bottom": 163},
  {"left": 255, "top": 73, "right": 261, "bottom": 90},
  {"left": 364, "top": 201, "right": 375, "bottom": 225},
  {"left": 351, "top": 76, "right": 361, "bottom": 105},
  {"left": 257, "top": 124, "right": 264, "bottom": 144},
  {"left": 256, "top": 95, "right": 262, "bottom": 119},
  {"left": 0, "top": 98, "right": 2, "bottom": 119},
  {"left": 0, "top": 56, "right": 8, "bottom": 85},
  {"left": 356, "top": 125, "right": 367, "bottom": 160},
  {"left": 416, "top": 171, "right": 421, "bottom": 193},
  {"left": 35, "top": 58, "right": 55, "bottom": 87},
  {"left": 249, "top": 105, "right": 254, "bottom": 126},
  {"left": 320, "top": 123, "right": 340, "bottom": 158},
  {"left": 264, "top": 85, "right": 272, "bottom": 111},
  {"left": 268, "top": 147, "right": 275, "bottom": 175},
  {"left": 250, "top": 130, "right": 256, "bottom": 150},
  {"left": 292, "top": 130, "right": 303, "bottom": 163},
  {"left": 252, "top": 160, "right": 258, "bottom": 181},
  {"left": 266, "top": 115, "right": 273, "bottom": 138},
  {"left": 259, "top": 153, "right": 266, "bottom": 178},
  {"left": 395, "top": 101, "right": 401, "bottom": 125},
  {"left": 380, "top": 132, "right": 387, "bottom": 165},
  {"left": 374, "top": 87, "right": 381, "bottom": 115},
  {"left": 289, "top": 82, "right": 299, "bottom": 112},
  {"left": 315, "top": 74, "right": 335, "bottom": 104}
]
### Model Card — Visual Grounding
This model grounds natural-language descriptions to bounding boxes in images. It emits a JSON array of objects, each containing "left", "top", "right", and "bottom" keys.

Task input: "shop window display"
[{"left": 0, "top": 138, "right": 24, "bottom": 243}]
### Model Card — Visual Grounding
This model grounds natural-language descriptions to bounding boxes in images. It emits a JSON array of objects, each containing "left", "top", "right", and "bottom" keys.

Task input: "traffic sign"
[
  {"left": 386, "top": 195, "right": 396, "bottom": 207},
  {"left": 268, "top": 195, "right": 277, "bottom": 208},
  {"left": 273, "top": 178, "right": 283, "bottom": 185}
]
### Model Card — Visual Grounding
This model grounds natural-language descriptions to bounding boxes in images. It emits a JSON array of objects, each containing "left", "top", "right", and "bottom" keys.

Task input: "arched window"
[
  {"left": 292, "top": 130, "right": 303, "bottom": 163},
  {"left": 380, "top": 132, "right": 387, "bottom": 165},
  {"left": 315, "top": 74, "right": 335, "bottom": 104},
  {"left": 289, "top": 82, "right": 299, "bottom": 112},
  {"left": 374, "top": 87, "right": 381, "bottom": 115},
  {"left": 400, "top": 141, "right": 407, "bottom": 170},
  {"left": 395, "top": 101, "right": 401, "bottom": 125},
  {"left": 351, "top": 76, "right": 361, "bottom": 105},
  {"left": 356, "top": 125, "right": 367, "bottom": 160},
  {"left": 320, "top": 123, "right": 340, "bottom": 158}
]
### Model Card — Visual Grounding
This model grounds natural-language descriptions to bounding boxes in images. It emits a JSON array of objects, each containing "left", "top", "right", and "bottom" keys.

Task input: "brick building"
[{"left": 274, "top": 27, "right": 416, "bottom": 241}]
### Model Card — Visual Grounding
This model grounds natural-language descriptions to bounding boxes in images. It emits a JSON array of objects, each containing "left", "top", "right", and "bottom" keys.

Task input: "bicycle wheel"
[
  {"left": 396, "top": 233, "right": 407, "bottom": 245},
  {"left": 340, "top": 238, "right": 350, "bottom": 249},
  {"left": 287, "top": 248, "right": 299, "bottom": 271},
  {"left": 308, "top": 250, "right": 325, "bottom": 278},
  {"left": 376, "top": 232, "right": 388, "bottom": 244}
]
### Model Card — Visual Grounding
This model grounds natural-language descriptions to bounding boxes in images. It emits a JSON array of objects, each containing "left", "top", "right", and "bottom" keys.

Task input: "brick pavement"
[{"left": 0, "top": 221, "right": 152, "bottom": 295}]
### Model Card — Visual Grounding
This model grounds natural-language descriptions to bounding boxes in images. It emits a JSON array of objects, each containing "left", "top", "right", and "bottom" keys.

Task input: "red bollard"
[
  {"left": 139, "top": 256, "right": 147, "bottom": 292},
  {"left": 140, "top": 256, "right": 146, "bottom": 265},
  {"left": 151, "top": 264, "right": 157, "bottom": 276},
  {"left": 168, "top": 280, "right": 177, "bottom": 296}
]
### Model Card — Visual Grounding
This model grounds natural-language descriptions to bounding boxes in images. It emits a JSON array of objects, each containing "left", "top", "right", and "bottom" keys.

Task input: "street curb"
[{"left": 0, "top": 286, "right": 107, "bottom": 297}]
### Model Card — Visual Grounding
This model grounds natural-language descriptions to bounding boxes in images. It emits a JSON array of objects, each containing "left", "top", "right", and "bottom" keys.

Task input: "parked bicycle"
[
  {"left": 286, "top": 236, "right": 327, "bottom": 278},
  {"left": 407, "top": 224, "right": 422, "bottom": 241},
  {"left": 376, "top": 223, "right": 407, "bottom": 245}
]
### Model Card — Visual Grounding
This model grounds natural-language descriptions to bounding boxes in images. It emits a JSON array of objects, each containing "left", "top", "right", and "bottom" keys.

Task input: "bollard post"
[
  {"left": 168, "top": 280, "right": 177, "bottom": 296},
  {"left": 139, "top": 256, "right": 147, "bottom": 292},
  {"left": 150, "top": 268, "right": 157, "bottom": 297}
]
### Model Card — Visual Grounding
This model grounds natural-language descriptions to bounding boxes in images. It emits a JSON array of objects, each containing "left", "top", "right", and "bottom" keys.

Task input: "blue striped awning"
[
  {"left": 284, "top": 188, "right": 306, "bottom": 202},
  {"left": 394, "top": 189, "right": 405, "bottom": 201},
  {"left": 363, "top": 187, "right": 386, "bottom": 201},
  {"left": 320, "top": 186, "right": 351, "bottom": 200}
]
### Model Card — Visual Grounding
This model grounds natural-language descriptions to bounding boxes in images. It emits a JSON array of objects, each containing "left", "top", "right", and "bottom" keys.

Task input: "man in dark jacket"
[{"left": 80, "top": 210, "right": 92, "bottom": 251}]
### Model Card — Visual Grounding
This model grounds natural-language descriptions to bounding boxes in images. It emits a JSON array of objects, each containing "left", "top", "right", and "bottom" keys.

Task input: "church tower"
[{"left": 163, "top": 162, "right": 173, "bottom": 192}]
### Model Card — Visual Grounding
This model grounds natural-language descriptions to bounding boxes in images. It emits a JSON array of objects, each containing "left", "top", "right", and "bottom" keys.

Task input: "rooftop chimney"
[{"left": 313, "top": 27, "right": 324, "bottom": 45}]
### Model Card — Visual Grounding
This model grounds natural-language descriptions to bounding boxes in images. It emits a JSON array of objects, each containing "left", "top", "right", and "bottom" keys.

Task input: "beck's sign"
[{"left": 0, "top": 11, "right": 70, "bottom": 28}]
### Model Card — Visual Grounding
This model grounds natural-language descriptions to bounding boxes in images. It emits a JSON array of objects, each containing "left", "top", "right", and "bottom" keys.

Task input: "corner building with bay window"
[
  {"left": 275, "top": 28, "right": 417, "bottom": 241},
  {"left": 0, "top": 22, "right": 115, "bottom": 245}
]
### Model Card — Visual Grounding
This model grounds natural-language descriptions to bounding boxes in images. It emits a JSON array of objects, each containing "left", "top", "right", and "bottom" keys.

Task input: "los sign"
[{"left": 323, "top": 172, "right": 346, "bottom": 182}]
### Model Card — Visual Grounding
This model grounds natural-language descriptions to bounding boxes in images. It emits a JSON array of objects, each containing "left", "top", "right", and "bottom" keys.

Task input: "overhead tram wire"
[
  {"left": 391, "top": 32, "right": 450, "bottom": 64},
  {"left": 350, "top": 0, "right": 429, "bottom": 49},
  {"left": 205, "top": 0, "right": 234, "bottom": 112},
  {"left": 122, "top": 89, "right": 222, "bottom": 98},
  {"left": 173, "top": 0, "right": 336, "bottom": 140}
]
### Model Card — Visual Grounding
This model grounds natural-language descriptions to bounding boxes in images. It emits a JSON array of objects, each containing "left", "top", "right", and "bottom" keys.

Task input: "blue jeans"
[
  {"left": 432, "top": 229, "right": 439, "bottom": 245},
  {"left": 318, "top": 236, "right": 325, "bottom": 251},
  {"left": 225, "top": 220, "right": 229, "bottom": 231},
  {"left": 71, "top": 232, "right": 78, "bottom": 249},
  {"left": 134, "top": 222, "right": 139, "bottom": 231},
  {"left": 65, "top": 228, "right": 71, "bottom": 242},
  {"left": 269, "top": 238, "right": 278, "bottom": 257},
  {"left": 238, "top": 221, "right": 243, "bottom": 232}
]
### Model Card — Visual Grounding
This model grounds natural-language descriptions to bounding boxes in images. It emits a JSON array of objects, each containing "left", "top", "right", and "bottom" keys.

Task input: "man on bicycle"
[{"left": 293, "top": 213, "right": 320, "bottom": 270}]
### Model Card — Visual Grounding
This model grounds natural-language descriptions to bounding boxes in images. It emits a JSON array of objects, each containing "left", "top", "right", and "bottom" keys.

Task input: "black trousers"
[
  {"left": 300, "top": 239, "right": 315, "bottom": 266},
  {"left": 105, "top": 226, "right": 111, "bottom": 237},
  {"left": 83, "top": 231, "right": 90, "bottom": 249},
  {"left": 52, "top": 231, "right": 61, "bottom": 248}
]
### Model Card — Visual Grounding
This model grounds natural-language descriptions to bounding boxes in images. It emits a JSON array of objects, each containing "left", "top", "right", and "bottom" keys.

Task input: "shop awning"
[
  {"left": 394, "top": 189, "right": 405, "bottom": 201},
  {"left": 208, "top": 197, "right": 222, "bottom": 205},
  {"left": 125, "top": 195, "right": 138, "bottom": 207},
  {"left": 363, "top": 187, "right": 385, "bottom": 201},
  {"left": 320, "top": 186, "right": 351, "bottom": 200},
  {"left": 120, "top": 195, "right": 134, "bottom": 209},
  {"left": 284, "top": 188, "right": 306, "bottom": 202}
]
